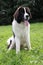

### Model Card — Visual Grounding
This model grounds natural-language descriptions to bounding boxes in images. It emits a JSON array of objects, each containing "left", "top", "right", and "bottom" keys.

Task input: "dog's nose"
[{"left": 26, "top": 15, "right": 29, "bottom": 19}]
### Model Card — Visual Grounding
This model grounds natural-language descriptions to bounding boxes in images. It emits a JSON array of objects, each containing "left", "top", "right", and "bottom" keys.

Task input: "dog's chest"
[
  {"left": 14, "top": 22, "right": 28, "bottom": 38},
  {"left": 16, "top": 24, "right": 27, "bottom": 44}
]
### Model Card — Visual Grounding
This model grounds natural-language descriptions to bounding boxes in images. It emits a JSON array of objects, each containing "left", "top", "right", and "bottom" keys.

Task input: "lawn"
[{"left": 0, "top": 23, "right": 43, "bottom": 65}]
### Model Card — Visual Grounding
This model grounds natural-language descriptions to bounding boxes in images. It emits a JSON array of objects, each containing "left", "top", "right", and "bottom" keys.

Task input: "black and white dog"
[{"left": 7, "top": 6, "right": 32, "bottom": 54}]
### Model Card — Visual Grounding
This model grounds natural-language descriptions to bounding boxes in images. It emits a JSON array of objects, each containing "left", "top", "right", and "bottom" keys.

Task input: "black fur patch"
[
  {"left": 17, "top": 8, "right": 25, "bottom": 23},
  {"left": 13, "top": 32, "right": 15, "bottom": 38},
  {"left": 7, "top": 40, "right": 12, "bottom": 49}
]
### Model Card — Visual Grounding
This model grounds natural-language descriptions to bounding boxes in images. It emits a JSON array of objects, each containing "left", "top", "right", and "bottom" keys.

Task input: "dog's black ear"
[
  {"left": 17, "top": 7, "right": 24, "bottom": 23},
  {"left": 13, "top": 6, "right": 24, "bottom": 23},
  {"left": 13, "top": 8, "right": 19, "bottom": 23}
]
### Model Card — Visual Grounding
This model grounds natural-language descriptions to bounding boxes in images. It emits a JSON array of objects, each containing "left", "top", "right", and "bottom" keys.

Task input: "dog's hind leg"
[{"left": 7, "top": 38, "right": 16, "bottom": 52}]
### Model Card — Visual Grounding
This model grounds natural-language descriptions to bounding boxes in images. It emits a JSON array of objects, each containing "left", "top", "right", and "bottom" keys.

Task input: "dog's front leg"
[
  {"left": 27, "top": 31, "right": 31, "bottom": 50},
  {"left": 26, "top": 24, "right": 31, "bottom": 50},
  {"left": 15, "top": 37, "right": 20, "bottom": 54}
]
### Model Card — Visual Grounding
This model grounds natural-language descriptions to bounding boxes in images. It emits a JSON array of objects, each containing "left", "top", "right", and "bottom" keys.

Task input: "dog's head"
[{"left": 13, "top": 6, "right": 32, "bottom": 24}]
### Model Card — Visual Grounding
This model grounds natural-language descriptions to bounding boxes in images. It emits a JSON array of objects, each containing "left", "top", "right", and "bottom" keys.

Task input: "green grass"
[{"left": 0, "top": 23, "right": 43, "bottom": 65}]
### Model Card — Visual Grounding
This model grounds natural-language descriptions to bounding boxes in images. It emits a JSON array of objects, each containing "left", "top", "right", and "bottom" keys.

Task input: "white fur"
[{"left": 8, "top": 19, "right": 31, "bottom": 54}]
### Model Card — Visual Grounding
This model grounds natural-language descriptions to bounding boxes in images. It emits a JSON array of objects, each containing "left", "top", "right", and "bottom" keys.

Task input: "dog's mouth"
[{"left": 24, "top": 19, "right": 29, "bottom": 26}]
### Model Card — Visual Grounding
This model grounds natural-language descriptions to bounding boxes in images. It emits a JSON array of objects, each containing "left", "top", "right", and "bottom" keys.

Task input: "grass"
[{"left": 0, "top": 23, "right": 43, "bottom": 65}]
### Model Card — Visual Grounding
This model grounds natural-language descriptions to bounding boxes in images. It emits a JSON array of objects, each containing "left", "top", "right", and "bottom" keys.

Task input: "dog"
[{"left": 7, "top": 6, "right": 32, "bottom": 54}]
